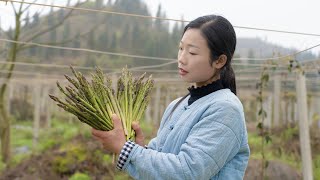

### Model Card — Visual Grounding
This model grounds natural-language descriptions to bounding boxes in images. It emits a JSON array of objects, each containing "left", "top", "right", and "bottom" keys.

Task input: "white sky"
[
  {"left": 144, "top": 0, "right": 320, "bottom": 55},
  {"left": 0, "top": 0, "right": 319, "bottom": 55}
]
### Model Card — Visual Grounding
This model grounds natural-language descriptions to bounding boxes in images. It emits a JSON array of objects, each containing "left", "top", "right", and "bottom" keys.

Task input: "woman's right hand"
[{"left": 132, "top": 122, "right": 145, "bottom": 146}]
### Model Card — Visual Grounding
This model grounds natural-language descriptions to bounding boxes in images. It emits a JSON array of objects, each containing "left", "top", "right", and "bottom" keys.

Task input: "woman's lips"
[{"left": 179, "top": 68, "right": 188, "bottom": 76}]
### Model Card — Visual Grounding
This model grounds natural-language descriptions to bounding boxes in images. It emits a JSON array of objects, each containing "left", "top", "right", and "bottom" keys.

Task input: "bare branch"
[
  {"left": 21, "top": 0, "right": 38, "bottom": 13},
  {"left": 33, "top": 0, "right": 49, "bottom": 16},
  {"left": 18, "top": 0, "right": 24, "bottom": 14},
  {"left": 10, "top": 1, "right": 18, "bottom": 15},
  {"left": 0, "top": 9, "right": 22, "bottom": 99},
  {"left": 19, "top": 21, "right": 101, "bottom": 51},
  {"left": 0, "top": 48, "right": 9, "bottom": 71}
]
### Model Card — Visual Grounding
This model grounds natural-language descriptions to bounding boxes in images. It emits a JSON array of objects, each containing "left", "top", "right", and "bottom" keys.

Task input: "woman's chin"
[{"left": 179, "top": 76, "right": 193, "bottom": 83}]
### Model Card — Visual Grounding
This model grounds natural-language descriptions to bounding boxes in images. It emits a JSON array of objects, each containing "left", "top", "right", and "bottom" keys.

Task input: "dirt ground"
[
  {"left": 0, "top": 135, "right": 118, "bottom": 180},
  {"left": 2, "top": 123, "right": 319, "bottom": 180},
  {"left": 1, "top": 153, "right": 302, "bottom": 180}
]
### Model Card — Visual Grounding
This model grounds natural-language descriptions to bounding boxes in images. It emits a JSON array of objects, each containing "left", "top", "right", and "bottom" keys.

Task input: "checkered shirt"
[{"left": 116, "top": 140, "right": 136, "bottom": 170}]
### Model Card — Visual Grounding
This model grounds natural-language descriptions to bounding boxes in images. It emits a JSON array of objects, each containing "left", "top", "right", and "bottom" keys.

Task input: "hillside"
[{"left": 0, "top": 0, "right": 317, "bottom": 69}]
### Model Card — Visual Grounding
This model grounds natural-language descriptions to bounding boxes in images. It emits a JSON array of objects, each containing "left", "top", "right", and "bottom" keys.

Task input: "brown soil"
[
  {"left": 244, "top": 159, "right": 302, "bottom": 180},
  {"left": 0, "top": 135, "right": 118, "bottom": 180},
  {"left": 2, "top": 122, "right": 319, "bottom": 180}
]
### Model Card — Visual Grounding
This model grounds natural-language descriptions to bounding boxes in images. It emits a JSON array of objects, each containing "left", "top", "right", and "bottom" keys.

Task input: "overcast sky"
[
  {"left": 1, "top": 0, "right": 319, "bottom": 55},
  {"left": 144, "top": 0, "right": 320, "bottom": 55}
]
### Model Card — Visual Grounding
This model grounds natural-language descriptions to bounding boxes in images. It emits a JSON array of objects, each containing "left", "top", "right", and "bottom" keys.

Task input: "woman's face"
[{"left": 178, "top": 28, "right": 219, "bottom": 87}]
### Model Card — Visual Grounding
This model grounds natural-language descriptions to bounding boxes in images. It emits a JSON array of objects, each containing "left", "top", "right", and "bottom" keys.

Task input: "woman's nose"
[{"left": 178, "top": 53, "right": 186, "bottom": 65}]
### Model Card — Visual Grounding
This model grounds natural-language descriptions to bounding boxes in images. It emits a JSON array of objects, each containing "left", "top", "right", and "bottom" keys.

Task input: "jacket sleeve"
[
  {"left": 123, "top": 101, "right": 244, "bottom": 180},
  {"left": 147, "top": 137, "right": 157, "bottom": 150}
]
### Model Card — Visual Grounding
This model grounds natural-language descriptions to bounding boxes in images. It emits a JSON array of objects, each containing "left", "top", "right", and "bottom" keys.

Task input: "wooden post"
[
  {"left": 315, "top": 96, "right": 320, "bottom": 129},
  {"left": 296, "top": 72, "right": 313, "bottom": 180},
  {"left": 279, "top": 100, "right": 286, "bottom": 126},
  {"left": 33, "top": 78, "right": 41, "bottom": 149},
  {"left": 165, "top": 88, "right": 171, "bottom": 106},
  {"left": 294, "top": 102, "right": 298, "bottom": 123},
  {"left": 145, "top": 105, "right": 152, "bottom": 123},
  {"left": 153, "top": 85, "right": 161, "bottom": 124},
  {"left": 308, "top": 97, "right": 313, "bottom": 126},
  {"left": 263, "top": 94, "right": 272, "bottom": 128},
  {"left": 273, "top": 75, "right": 281, "bottom": 127},
  {"left": 42, "top": 85, "right": 51, "bottom": 128}
]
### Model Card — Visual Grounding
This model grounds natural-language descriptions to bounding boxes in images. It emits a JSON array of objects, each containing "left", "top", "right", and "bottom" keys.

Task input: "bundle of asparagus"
[{"left": 49, "top": 66, "right": 154, "bottom": 140}]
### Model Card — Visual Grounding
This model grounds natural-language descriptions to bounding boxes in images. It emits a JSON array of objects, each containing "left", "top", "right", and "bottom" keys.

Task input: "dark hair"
[{"left": 169, "top": 15, "right": 237, "bottom": 118}]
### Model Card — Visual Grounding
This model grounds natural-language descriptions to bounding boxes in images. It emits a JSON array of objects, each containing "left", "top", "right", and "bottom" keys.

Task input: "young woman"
[{"left": 92, "top": 15, "right": 250, "bottom": 179}]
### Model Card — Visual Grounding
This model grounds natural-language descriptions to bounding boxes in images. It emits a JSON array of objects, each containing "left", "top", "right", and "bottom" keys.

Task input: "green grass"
[
  {"left": 11, "top": 121, "right": 33, "bottom": 149},
  {"left": 0, "top": 157, "right": 5, "bottom": 172},
  {"left": 4, "top": 114, "right": 319, "bottom": 179},
  {"left": 69, "top": 172, "right": 91, "bottom": 180},
  {"left": 7, "top": 116, "right": 88, "bottom": 167},
  {"left": 314, "top": 155, "right": 320, "bottom": 180},
  {"left": 248, "top": 132, "right": 273, "bottom": 151},
  {"left": 248, "top": 131, "right": 301, "bottom": 169}
]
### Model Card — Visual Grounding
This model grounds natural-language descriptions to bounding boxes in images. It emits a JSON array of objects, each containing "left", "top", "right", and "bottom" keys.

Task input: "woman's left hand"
[{"left": 91, "top": 114, "right": 126, "bottom": 154}]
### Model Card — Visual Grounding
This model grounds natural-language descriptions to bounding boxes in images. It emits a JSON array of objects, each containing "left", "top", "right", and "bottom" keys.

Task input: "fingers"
[
  {"left": 111, "top": 114, "right": 122, "bottom": 129},
  {"left": 91, "top": 114, "right": 123, "bottom": 140},
  {"left": 132, "top": 121, "right": 145, "bottom": 146},
  {"left": 91, "top": 128, "right": 108, "bottom": 139},
  {"left": 132, "top": 121, "right": 141, "bottom": 132}
]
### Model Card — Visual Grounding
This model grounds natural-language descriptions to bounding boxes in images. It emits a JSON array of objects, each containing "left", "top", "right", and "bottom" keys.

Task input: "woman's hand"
[
  {"left": 91, "top": 114, "right": 126, "bottom": 153},
  {"left": 132, "top": 122, "right": 145, "bottom": 146}
]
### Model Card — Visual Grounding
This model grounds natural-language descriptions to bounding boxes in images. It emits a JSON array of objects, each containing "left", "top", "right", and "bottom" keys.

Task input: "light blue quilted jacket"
[{"left": 123, "top": 89, "right": 250, "bottom": 180}]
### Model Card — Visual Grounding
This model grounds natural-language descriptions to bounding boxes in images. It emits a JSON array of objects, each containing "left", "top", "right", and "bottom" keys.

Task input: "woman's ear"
[{"left": 214, "top": 55, "right": 227, "bottom": 69}]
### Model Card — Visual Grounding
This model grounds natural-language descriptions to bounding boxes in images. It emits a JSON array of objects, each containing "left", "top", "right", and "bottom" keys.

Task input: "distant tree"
[
  {"left": 154, "top": 4, "right": 163, "bottom": 30},
  {"left": 248, "top": 48, "right": 255, "bottom": 58},
  {"left": 107, "top": 0, "right": 112, "bottom": 6},
  {"left": 172, "top": 21, "right": 181, "bottom": 44},
  {"left": 85, "top": 54, "right": 97, "bottom": 67},
  {"left": 97, "top": 32, "right": 109, "bottom": 51},
  {"left": 32, "top": 12, "right": 39, "bottom": 26},
  {"left": 87, "top": 31, "right": 96, "bottom": 50},
  {"left": 0, "top": 0, "right": 86, "bottom": 164},
  {"left": 7, "top": 27, "right": 13, "bottom": 39},
  {"left": 110, "top": 33, "right": 117, "bottom": 52},
  {"left": 234, "top": 53, "right": 241, "bottom": 59},
  {"left": 121, "top": 23, "right": 131, "bottom": 50},
  {"left": 60, "top": 22, "right": 71, "bottom": 56},
  {"left": 58, "top": 9, "right": 65, "bottom": 22},
  {"left": 72, "top": 32, "right": 81, "bottom": 57},
  {"left": 47, "top": 7, "right": 57, "bottom": 58},
  {"left": 95, "top": 0, "right": 104, "bottom": 9},
  {"left": 24, "top": 12, "right": 30, "bottom": 28},
  {"left": 180, "top": 16, "right": 186, "bottom": 32}
]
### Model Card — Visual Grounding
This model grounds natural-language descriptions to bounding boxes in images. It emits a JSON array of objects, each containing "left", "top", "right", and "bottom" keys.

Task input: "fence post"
[
  {"left": 153, "top": 85, "right": 161, "bottom": 124},
  {"left": 296, "top": 72, "right": 313, "bottom": 180},
  {"left": 273, "top": 75, "right": 281, "bottom": 127},
  {"left": 263, "top": 94, "right": 272, "bottom": 128},
  {"left": 33, "top": 76, "right": 41, "bottom": 149},
  {"left": 42, "top": 85, "right": 51, "bottom": 128}
]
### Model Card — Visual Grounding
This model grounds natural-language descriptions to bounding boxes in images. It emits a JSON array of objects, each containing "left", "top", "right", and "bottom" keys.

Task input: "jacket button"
[{"left": 169, "top": 125, "right": 174, "bottom": 130}]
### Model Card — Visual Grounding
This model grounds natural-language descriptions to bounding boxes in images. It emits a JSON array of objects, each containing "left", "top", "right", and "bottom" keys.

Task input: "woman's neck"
[{"left": 195, "top": 75, "right": 220, "bottom": 88}]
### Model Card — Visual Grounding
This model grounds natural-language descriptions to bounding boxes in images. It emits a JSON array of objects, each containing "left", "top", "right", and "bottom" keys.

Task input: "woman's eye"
[{"left": 189, "top": 52, "right": 197, "bottom": 55}]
